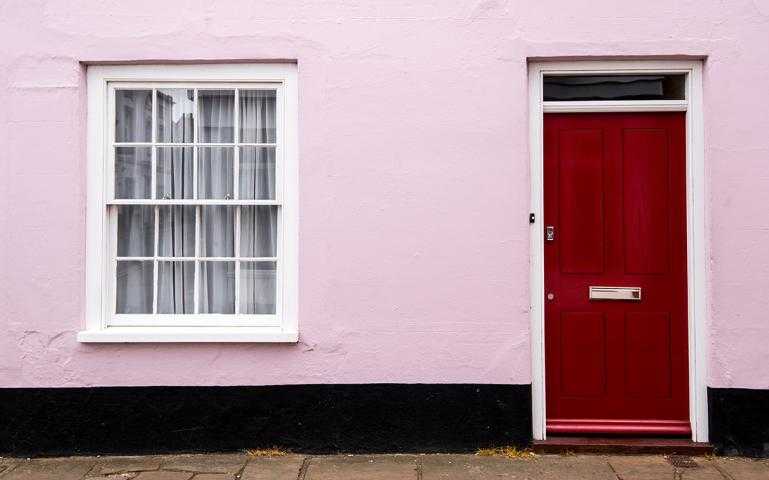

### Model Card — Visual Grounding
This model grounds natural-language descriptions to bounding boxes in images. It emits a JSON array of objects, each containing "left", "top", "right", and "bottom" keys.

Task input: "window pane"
[
  {"left": 156, "top": 147, "right": 193, "bottom": 199},
  {"left": 156, "top": 89, "right": 194, "bottom": 143},
  {"left": 116, "top": 261, "right": 153, "bottom": 313},
  {"left": 117, "top": 206, "right": 154, "bottom": 257},
  {"left": 543, "top": 75, "right": 686, "bottom": 101},
  {"left": 158, "top": 206, "right": 195, "bottom": 257},
  {"left": 115, "top": 90, "right": 152, "bottom": 142},
  {"left": 157, "top": 261, "right": 195, "bottom": 314},
  {"left": 199, "top": 261, "right": 235, "bottom": 313},
  {"left": 197, "top": 147, "right": 234, "bottom": 199},
  {"left": 198, "top": 90, "right": 234, "bottom": 143},
  {"left": 200, "top": 206, "right": 234, "bottom": 257},
  {"left": 240, "top": 206, "right": 277, "bottom": 257},
  {"left": 115, "top": 147, "right": 152, "bottom": 199},
  {"left": 239, "top": 146, "right": 275, "bottom": 200},
  {"left": 239, "top": 261, "right": 276, "bottom": 314},
  {"left": 239, "top": 90, "right": 276, "bottom": 143}
]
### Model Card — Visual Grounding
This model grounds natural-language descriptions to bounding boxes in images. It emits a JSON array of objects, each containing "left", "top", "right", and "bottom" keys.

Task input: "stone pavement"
[{"left": 0, "top": 452, "right": 768, "bottom": 479}]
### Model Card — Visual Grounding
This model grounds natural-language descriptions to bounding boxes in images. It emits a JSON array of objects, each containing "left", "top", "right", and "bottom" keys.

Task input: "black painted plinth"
[
  {"left": 709, "top": 387, "right": 769, "bottom": 457},
  {"left": 0, "top": 384, "right": 532, "bottom": 456}
]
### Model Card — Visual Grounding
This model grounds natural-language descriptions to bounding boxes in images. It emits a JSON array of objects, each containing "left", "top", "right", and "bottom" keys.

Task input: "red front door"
[{"left": 544, "top": 112, "right": 689, "bottom": 436}]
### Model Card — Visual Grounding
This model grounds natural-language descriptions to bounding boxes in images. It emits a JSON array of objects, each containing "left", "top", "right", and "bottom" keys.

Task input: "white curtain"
[
  {"left": 115, "top": 88, "right": 278, "bottom": 316},
  {"left": 157, "top": 206, "right": 195, "bottom": 314},
  {"left": 239, "top": 91, "right": 278, "bottom": 314}
]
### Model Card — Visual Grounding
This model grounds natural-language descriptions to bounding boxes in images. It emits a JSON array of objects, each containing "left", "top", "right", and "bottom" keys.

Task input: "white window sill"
[{"left": 77, "top": 327, "right": 298, "bottom": 343}]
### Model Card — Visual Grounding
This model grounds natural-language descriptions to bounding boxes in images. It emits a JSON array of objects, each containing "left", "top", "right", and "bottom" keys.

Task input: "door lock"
[{"left": 545, "top": 225, "right": 555, "bottom": 241}]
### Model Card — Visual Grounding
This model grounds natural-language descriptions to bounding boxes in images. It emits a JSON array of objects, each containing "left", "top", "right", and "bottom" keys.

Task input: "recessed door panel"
[
  {"left": 623, "top": 129, "right": 670, "bottom": 274},
  {"left": 558, "top": 129, "right": 605, "bottom": 274},
  {"left": 544, "top": 112, "right": 688, "bottom": 436},
  {"left": 625, "top": 312, "right": 672, "bottom": 398},
  {"left": 560, "top": 312, "right": 607, "bottom": 397}
]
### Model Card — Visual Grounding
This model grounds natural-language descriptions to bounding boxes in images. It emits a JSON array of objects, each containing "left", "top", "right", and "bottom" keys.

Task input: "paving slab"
[
  {"left": 526, "top": 455, "right": 617, "bottom": 480},
  {"left": 421, "top": 454, "right": 544, "bottom": 479},
  {"left": 85, "top": 473, "right": 140, "bottom": 480},
  {"left": 2, "top": 457, "right": 96, "bottom": 480},
  {"left": 240, "top": 455, "right": 305, "bottom": 480},
  {"left": 90, "top": 456, "right": 163, "bottom": 475},
  {"left": 189, "top": 474, "right": 233, "bottom": 480},
  {"left": 608, "top": 455, "right": 676, "bottom": 480},
  {"left": 676, "top": 459, "right": 729, "bottom": 480},
  {"left": 305, "top": 454, "right": 418, "bottom": 480},
  {"left": 713, "top": 457, "right": 769, "bottom": 480},
  {"left": 159, "top": 453, "right": 247, "bottom": 474},
  {"left": 421, "top": 454, "right": 621, "bottom": 480},
  {"left": 133, "top": 472, "right": 193, "bottom": 480}
]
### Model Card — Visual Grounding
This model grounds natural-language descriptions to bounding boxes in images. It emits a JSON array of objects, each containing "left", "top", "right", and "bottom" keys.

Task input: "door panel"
[
  {"left": 558, "top": 129, "right": 605, "bottom": 274},
  {"left": 624, "top": 312, "right": 672, "bottom": 398},
  {"left": 559, "top": 312, "right": 607, "bottom": 397},
  {"left": 544, "top": 112, "right": 689, "bottom": 436},
  {"left": 622, "top": 129, "right": 670, "bottom": 274}
]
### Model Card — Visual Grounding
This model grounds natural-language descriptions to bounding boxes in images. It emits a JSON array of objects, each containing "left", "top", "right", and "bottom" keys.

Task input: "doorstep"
[{"left": 532, "top": 437, "right": 715, "bottom": 455}]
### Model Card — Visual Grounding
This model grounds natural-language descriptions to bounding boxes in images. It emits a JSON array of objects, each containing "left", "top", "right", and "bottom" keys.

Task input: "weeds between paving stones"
[
  {"left": 245, "top": 447, "right": 290, "bottom": 457},
  {"left": 475, "top": 447, "right": 538, "bottom": 459}
]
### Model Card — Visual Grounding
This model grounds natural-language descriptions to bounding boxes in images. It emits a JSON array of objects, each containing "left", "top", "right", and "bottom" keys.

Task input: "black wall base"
[
  {"left": 0, "top": 384, "right": 532, "bottom": 457},
  {"left": 709, "top": 387, "right": 769, "bottom": 457}
]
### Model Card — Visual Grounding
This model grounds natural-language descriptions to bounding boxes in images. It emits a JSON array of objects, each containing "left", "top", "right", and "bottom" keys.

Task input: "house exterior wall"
[{"left": 0, "top": 0, "right": 768, "bottom": 391}]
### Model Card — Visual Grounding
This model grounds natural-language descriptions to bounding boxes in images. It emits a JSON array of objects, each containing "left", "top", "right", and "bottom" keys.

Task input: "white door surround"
[{"left": 527, "top": 59, "right": 708, "bottom": 442}]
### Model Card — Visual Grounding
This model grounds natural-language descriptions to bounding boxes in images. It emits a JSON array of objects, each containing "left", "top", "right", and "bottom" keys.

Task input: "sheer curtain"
[
  {"left": 115, "top": 90, "right": 153, "bottom": 314},
  {"left": 156, "top": 90, "right": 195, "bottom": 314},
  {"left": 115, "top": 88, "right": 278, "bottom": 317},
  {"left": 239, "top": 90, "right": 277, "bottom": 314},
  {"left": 197, "top": 90, "right": 236, "bottom": 313}
]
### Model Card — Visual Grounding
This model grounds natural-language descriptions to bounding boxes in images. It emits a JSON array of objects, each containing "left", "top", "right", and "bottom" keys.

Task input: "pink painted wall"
[{"left": 0, "top": 0, "right": 768, "bottom": 388}]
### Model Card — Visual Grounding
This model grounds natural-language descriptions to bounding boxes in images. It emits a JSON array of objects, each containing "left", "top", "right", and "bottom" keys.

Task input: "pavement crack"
[
  {"left": 234, "top": 456, "right": 251, "bottom": 479},
  {"left": 415, "top": 456, "right": 423, "bottom": 480},
  {"left": 711, "top": 461, "right": 736, "bottom": 480},
  {"left": 606, "top": 459, "right": 622, "bottom": 480},
  {"left": 296, "top": 456, "right": 312, "bottom": 480}
]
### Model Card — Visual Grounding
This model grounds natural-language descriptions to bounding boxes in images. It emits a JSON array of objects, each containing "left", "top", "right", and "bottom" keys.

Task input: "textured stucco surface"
[{"left": 0, "top": 0, "right": 768, "bottom": 388}]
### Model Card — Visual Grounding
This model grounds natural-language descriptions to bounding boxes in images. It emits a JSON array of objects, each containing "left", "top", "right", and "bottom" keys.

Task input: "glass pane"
[
  {"left": 157, "top": 261, "right": 195, "bottom": 314},
  {"left": 239, "top": 146, "right": 275, "bottom": 200},
  {"left": 240, "top": 261, "right": 276, "bottom": 314},
  {"left": 240, "top": 206, "right": 277, "bottom": 257},
  {"left": 158, "top": 206, "right": 195, "bottom": 257},
  {"left": 198, "top": 90, "right": 234, "bottom": 143},
  {"left": 543, "top": 75, "right": 686, "bottom": 101},
  {"left": 200, "top": 206, "right": 234, "bottom": 257},
  {"left": 116, "top": 260, "right": 153, "bottom": 313},
  {"left": 115, "top": 90, "right": 152, "bottom": 142},
  {"left": 239, "top": 90, "right": 276, "bottom": 143},
  {"left": 156, "top": 89, "right": 194, "bottom": 143},
  {"left": 199, "top": 261, "right": 235, "bottom": 314},
  {"left": 115, "top": 147, "right": 152, "bottom": 199},
  {"left": 156, "top": 147, "right": 193, "bottom": 199},
  {"left": 117, "top": 206, "right": 154, "bottom": 257},
  {"left": 197, "top": 147, "right": 234, "bottom": 199}
]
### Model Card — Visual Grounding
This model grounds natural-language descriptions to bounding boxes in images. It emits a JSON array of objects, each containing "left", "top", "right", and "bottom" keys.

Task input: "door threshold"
[
  {"left": 547, "top": 419, "right": 692, "bottom": 436},
  {"left": 532, "top": 437, "right": 714, "bottom": 455}
]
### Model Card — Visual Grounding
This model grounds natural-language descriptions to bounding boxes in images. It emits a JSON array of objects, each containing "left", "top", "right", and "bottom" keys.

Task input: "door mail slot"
[{"left": 589, "top": 286, "right": 642, "bottom": 301}]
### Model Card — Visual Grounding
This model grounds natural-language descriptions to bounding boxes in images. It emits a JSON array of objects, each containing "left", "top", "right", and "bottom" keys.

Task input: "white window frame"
[
  {"left": 79, "top": 63, "right": 298, "bottom": 343},
  {"left": 528, "top": 59, "right": 707, "bottom": 442}
]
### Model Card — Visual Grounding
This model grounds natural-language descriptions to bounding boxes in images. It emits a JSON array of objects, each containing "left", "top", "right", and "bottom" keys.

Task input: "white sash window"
[{"left": 80, "top": 64, "right": 297, "bottom": 342}]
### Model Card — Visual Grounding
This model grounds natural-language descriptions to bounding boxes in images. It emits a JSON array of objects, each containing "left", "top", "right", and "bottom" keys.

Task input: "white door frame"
[{"left": 527, "top": 59, "right": 708, "bottom": 442}]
